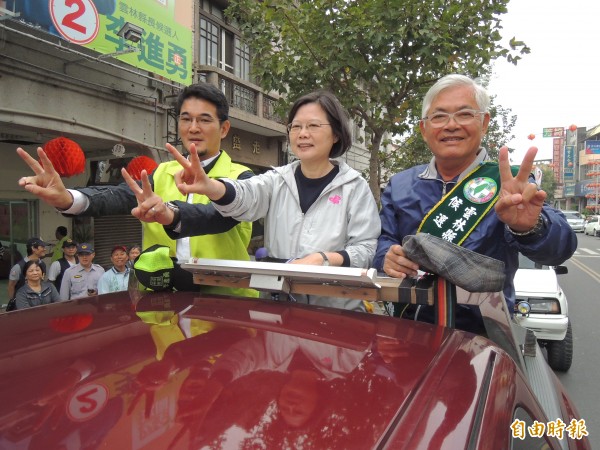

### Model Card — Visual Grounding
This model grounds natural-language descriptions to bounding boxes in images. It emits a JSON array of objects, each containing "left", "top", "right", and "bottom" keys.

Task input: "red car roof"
[{"left": 0, "top": 291, "right": 583, "bottom": 449}]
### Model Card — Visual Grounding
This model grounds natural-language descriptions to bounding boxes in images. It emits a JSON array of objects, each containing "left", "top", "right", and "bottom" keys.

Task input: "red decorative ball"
[
  {"left": 527, "top": 134, "right": 535, "bottom": 140},
  {"left": 569, "top": 124, "right": 577, "bottom": 132},
  {"left": 43, "top": 137, "right": 86, "bottom": 177},
  {"left": 50, "top": 313, "right": 93, "bottom": 333},
  {"left": 126, "top": 156, "right": 158, "bottom": 181}
]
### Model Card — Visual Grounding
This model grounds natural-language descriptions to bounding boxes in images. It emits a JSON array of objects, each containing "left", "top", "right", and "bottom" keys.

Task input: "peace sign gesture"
[
  {"left": 16, "top": 147, "right": 74, "bottom": 210},
  {"left": 121, "top": 168, "right": 175, "bottom": 225},
  {"left": 166, "top": 143, "right": 226, "bottom": 201},
  {"left": 494, "top": 146, "right": 547, "bottom": 232}
]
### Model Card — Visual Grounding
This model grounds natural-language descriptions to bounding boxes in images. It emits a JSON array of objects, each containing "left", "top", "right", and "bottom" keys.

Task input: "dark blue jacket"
[{"left": 374, "top": 150, "right": 577, "bottom": 310}]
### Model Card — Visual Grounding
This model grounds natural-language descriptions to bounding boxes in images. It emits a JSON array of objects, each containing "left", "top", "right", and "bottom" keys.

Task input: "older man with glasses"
[
  {"left": 16, "top": 83, "right": 257, "bottom": 297},
  {"left": 374, "top": 74, "right": 576, "bottom": 332}
]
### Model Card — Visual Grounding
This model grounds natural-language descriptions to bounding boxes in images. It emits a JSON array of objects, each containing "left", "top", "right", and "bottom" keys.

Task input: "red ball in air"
[
  {"left": 43, "top": 137, "right": 86, "bottom": 177},
  {"left": 126, "top": 156, "right": 158, "bottom": 181}
]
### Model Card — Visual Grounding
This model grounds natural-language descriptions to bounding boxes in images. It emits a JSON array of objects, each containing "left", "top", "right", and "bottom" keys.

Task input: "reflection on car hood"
[
  {"left": 0, "top": 291, "right": 515, "bottom": 449},
  {"left": 514, "top": 269, "right": 560, "bottom": 295}
]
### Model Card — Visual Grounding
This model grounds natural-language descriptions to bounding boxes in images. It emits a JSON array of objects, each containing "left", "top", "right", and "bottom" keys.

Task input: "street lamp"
[{"left": 117, "top": 22, "right": 144, "bottom": 43}]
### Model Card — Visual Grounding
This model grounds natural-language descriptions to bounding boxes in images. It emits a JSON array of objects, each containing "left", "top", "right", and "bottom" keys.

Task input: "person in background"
[
  {"left": 97, "top": 245, "right": 130, "bottom": 294},
  {"left": 374, "top": 73, "right": 576, "bottom": 329},
  {"left": 127, "top": 244, "right": 142, "bottom": 268},
  {"left": 49, "top": 226, "right": 69, "bottom": 263},
  {"left": 15, "top": 260, "right": 60, "bottom": 310},
  {"left": 133, "top": 90, "right": 380, "bottom": 312},
  {"left": 8, "top": 237, "right": 49, "bottom": 301},
  {"left": 59, "top": 243, "right": 105, "bottom": 300},
  {"left": 47, "top": 238, "right": 78, "bottom": 290},
  {"left": 16, "top": 83, "right": 256, "bottom": 297}
]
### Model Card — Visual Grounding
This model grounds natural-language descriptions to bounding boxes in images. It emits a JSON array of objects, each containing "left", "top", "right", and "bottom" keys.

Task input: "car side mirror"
[{"left": 554, "top": 265, "right": 568, "bottom": 275}]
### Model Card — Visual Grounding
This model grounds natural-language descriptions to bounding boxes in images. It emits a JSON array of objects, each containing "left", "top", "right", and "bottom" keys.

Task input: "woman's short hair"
[
  {"left": 128, "top": 244, "right": 142, "bottom": 255},
  {"left": 287, "top": 90, "right": 352, "bottom": 158},
  {"left": 23, "top": 259, "right": 45, "bottom": 276}
]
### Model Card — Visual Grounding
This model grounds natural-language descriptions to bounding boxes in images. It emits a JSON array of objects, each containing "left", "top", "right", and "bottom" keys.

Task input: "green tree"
[
  {"left": 226, "top": 0, "right": 528, "bottom": 203},
  {"left": 539, "top": 164, "right": 557, "bottom": 205}
]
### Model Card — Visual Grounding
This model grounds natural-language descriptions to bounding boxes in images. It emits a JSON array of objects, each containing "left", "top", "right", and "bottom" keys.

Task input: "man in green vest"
[
  {"left": 49, "top": 226, "right": 69, "bottom": 263},
  {"left": 16, "top": 83, "right": 256, "bottom": 297}
]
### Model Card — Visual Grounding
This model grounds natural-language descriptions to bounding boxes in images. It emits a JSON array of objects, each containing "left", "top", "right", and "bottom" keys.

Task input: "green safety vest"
[{"left": 143, "top": 151, "right": 258, "bottom": 298}]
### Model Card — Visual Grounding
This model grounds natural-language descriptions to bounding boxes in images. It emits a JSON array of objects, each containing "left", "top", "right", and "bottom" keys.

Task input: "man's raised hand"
[
  {"left": 16, "top": 147, "right": 74, "bottom": 210},
  {"left": 495, "top": 146, "right": 546, "bottom": 232},
  {"left": 122, "top": 168, "right": 175, "bottom": 225}
]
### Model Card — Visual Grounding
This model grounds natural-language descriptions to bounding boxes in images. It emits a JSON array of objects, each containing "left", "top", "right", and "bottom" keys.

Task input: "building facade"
[
  {"left": 550, "top": 125, "right": 600, "bottom": 213},
  {"left": 0, "top": 0, "right": 289, "bottom": 270}
]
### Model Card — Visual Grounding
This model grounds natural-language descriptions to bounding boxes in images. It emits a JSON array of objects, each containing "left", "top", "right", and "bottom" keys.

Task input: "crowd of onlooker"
[{"left": 5, "top": 226, "right": 141, "bottom": 311}]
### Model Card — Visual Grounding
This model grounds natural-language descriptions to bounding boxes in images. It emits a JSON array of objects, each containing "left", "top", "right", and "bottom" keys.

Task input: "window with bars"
[
  {"left": 200, "top": 18, "right": 219, "bottom": 67},
  {"left": 235, "top": 38, "right": 250, "bottom": 80},
  {"left": 199, "top": 4, "right": 251, "bottom": 82}
]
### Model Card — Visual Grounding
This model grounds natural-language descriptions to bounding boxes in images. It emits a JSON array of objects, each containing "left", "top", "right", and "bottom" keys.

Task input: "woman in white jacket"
[{"left": 130, "top": 91, "right": 380, "bottom": 311}]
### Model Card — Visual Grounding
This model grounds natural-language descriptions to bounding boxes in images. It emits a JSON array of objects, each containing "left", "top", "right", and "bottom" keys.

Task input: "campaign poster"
[{"left": 5, "top": 0, "right": 193, "bottom": 84}]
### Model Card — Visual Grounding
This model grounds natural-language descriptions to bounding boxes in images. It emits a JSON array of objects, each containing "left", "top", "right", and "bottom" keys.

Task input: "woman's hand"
[{"left": 166, "top": 143, "right": 226, "bottom": 200}]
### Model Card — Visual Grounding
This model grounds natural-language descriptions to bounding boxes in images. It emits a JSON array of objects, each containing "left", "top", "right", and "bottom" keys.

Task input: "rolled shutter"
[{"left": 92, "top": 216, "right": 143, "bottom": 269}]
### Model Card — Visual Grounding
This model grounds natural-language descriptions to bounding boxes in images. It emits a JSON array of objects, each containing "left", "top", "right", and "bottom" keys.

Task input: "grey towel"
[{"left": 402, "top": 234, "right": 505, "bottom": 292}]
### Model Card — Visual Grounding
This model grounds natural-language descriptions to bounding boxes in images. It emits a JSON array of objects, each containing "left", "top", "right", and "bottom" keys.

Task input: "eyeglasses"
[
  {"left": 178, "top": 114, "right": 218, "bottom": 128},
  {"left": 422, "top": 109, "right": 485, "bottom": 128},
  {"left": 287, "top": 121, "right": 331, "bottom": 135}
]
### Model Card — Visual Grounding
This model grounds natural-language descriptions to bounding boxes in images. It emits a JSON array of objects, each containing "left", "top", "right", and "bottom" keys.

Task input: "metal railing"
[
  {"left": 198, "top": 68, "right": 284, "bottom": 124},
  {"left": 263, "top": 96, "right": 284, "bottom": 124},
  {"left": 220, "top": 77, "right": 257, "bottom": 115}
]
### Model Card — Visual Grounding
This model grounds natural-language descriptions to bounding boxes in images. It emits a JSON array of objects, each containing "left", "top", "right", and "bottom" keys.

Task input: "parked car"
[
  {"left": 514, "top": 253, "right": 572, "bottom": 371},
  {"left": 0, "top": 260, "right": 590, "bottom": 449},
  {"left": 583, "top": 215, "right": 600, "bottom": 236},
  {"left": 561, "top": 210, "right": 585, "bottom": 232}
]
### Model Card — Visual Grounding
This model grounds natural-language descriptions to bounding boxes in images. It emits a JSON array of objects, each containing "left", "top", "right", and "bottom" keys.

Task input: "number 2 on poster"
[{"left": 49, "top": 0, "right": 99, "bottom": 44}]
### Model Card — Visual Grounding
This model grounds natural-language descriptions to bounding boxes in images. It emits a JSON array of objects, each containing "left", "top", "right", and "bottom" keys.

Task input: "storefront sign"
[{"left": 543, "top": 127, "right": 564, "bottom": 138}]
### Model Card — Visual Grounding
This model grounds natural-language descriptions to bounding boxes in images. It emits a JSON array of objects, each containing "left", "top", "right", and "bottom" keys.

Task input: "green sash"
[{"left": 418, "top": 162, "right": 518, "bottom": 245}]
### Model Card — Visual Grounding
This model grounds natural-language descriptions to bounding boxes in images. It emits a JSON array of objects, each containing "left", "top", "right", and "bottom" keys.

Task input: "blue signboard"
[
  {"left": 564, "top": 183, "right": 575, "bottom": 197},
  {"left": 564, "top": 145, "right": 575, "bottom": 180},
  {"left": 585, "top": 141, "right": 600, "bottom": 155}
]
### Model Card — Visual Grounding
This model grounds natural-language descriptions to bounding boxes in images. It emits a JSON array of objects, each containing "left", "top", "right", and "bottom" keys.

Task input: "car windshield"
[
  {"left": 518, "top": 254, "right": 549, "bottom": 270},
  {"left": 563, "top": 211, "right": 582, "bottom": 220}
]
